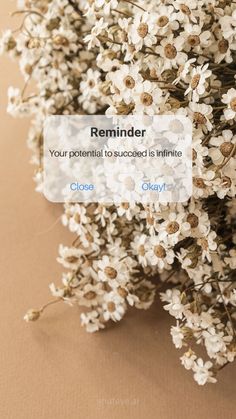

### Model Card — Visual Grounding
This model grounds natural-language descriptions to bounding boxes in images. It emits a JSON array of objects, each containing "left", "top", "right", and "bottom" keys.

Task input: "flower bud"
[{"left": 24, "top": 309, "right": 41, "bottom": 322}]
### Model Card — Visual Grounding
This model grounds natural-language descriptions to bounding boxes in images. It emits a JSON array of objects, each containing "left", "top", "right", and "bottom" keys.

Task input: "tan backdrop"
[{"left": 0, "top": 2, "right": 235, "bottom": 418}]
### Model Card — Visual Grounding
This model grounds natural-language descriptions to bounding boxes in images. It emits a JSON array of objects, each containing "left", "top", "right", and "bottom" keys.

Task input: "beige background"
[{"left": 0, "top": 2, "right": 235, "bottom": 418}]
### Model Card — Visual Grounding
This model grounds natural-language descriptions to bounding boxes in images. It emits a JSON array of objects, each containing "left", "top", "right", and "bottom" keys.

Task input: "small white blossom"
[
  {"left": 193, "top": 359, "right": 217, "bottom": 385},
  {"left": 160, "top": 289, "right": 186, "bottom": 320},
  {"left": 222, "top": 88, "right": 236, "bottom": 120}
]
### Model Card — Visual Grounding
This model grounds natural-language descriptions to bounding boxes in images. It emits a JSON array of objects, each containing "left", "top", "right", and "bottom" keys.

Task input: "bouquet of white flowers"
[{"left": 1, "top": 0, "right": 236, "bottom": 385}]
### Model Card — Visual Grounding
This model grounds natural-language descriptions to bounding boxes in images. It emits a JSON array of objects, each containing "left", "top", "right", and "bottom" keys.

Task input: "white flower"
[
  {"left": 108, "top": 64, "right": 142, "bottom": 105},
  {"left": 197, "top": 231, "right": 217, "bottom": 262},
  {"left": 185, "top": 64, "right": 212, "bottom": 102},
  {"left": 192, "top": 169, "right": 215, "bottom": 198},
  {"left": 209, "top": 130, "right": 236, "bottom": 165},
  {"left": 78, "top": 69, "right": 101, "bottom": 113},
  {"left": 147, "top": 237, "right": 175, "bottom": 270},
  {"left": 180, "top": 350, "right": 197, "bottom": 370},
  {"left": 203, "top": 328, "right": 232, "bottom": 358},
  {"left": 193, "top": 359, "right": 217, "bottom": 385},
  {"left": 116, "top": 284, "right": 139, "bottom": 307},
  {"left": 210, "top": 36, "right": 233, "bottom": 64},
  {"left": 174, "top": 58, "right": 196, "bottom": 84},
  {"left": 57, "top": 244, "right": 82, "bottom": 269},
  {"left": 0, "top": 30, "right": 16, "bottom": 55},
  {"left": 152, "top": 5, "right": 179, "bottom": 35},
  {"left": 49, "top": 283, "right": 68, "bottom": 299},
  {"left": 156, "top": 34, "right": 187, "bottom": 70},
  {"left": 185, "top": 201, "right": 210, "bottom": 238},
  {"left": 62, "top": 204, "right": 89, "bottom": 235},
  {"left": 52, "top": 28, "right": 78, "bottom": 54},
  {"left": 90, "top": 0, "right": 118, "bottom": 15},
  {"left": 131, "top": 234, "right": 149, "bottom": 267},
  {"left": 133, "top": 80, "right": 164, "bottom": 115},
  {"left": 84, "top": 18, "right": 108, "bottom": 49},
  {"left": 222, "top": 88, "right": 236, "bottom": 120},
  {"left": 171, "top": 322, "right": 185, "bottom": 348},
  {"left": 224, "top": 249, "right": 236, "bottom": 270},
  {"left": 102, "top": 292, "right": 126, "bottom": 322},
  {"left": 189, "top": 102, "right": 213, "bottom": 131},
  {"left": 160, "top": 289, "right": 186, "bottom": 319},
  {"left": 117, "top": 17, "right": 134, "bottom": 61},
  {"left": 97, "top": 255, "right": 127, "bottom": 287},
  {"left": 158, "top": 212, "right": 190, "bottom": 246},
  {"left": 76, "top": 283, "right": 104, "bottom": 308},
  {"left": 80, "top": 310, "right": 105, "bottom": 333},
  {"left": 7, "top": 87, "right": 30, "bottom": 117},
  {"left": 181, "top": 24, "right": 211, "bottom": 53},
  {"left": 117, "top": 202, "right": 139, "bottom": 221},
  {"left": 173, "top": 0, "right": 198, "bottom": 24},
  {"left": 219, "top": 11, "right": 236, "bottom": 40},
  {"left": 94, "top": 203, "right": 111, "bottom": 226},
  {"left": 199, "top": 311, "right": 216, "bottom": 330},
  {"left": 129, "top": 12, "right": 157, "bottom": 51},
  {"left": 80, "top": 68, "right": 101, "bottom": 99},
  {"left": 80, "top": 224, "right": 103, "bottom": 252},
  {"left": 97, "top": 52, "right": 121, "bottom": 72}
]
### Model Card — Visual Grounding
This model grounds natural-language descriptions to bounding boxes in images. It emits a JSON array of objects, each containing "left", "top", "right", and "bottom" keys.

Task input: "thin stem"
[
  {"left": 68, "top": 0, "right": 84, "bottom": 18},
  {"left": 112, "top": 8, "right": 132, "bottom": 17},
  {"left": 11, "top": 10, "right": 46, "bottom": 20},
  {"left": 215, "top": 279, "right": 236, "bottom": 339},
  {"left": 98, "top": 36, "right": 122, "bottom": 46},
  {"left": 40, "top": 298, "right": 62, "bottom": 313}
]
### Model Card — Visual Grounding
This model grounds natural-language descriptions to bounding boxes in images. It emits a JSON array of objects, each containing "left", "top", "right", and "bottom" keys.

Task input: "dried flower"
[{"left": 2, "top": 0, "right": 236, "bottom": 386}]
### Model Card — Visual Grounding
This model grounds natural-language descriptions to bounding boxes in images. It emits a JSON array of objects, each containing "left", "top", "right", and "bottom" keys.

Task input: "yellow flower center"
[
  {"left": 193, "top": 177, "right": 206, "bottom": 189},
  {"left": 123, "top": 75, "right": 135, "bottom": 89},
  {"left": 137, "top": 23, "right": 148, "bottom": 38},
  {"left": 191, "top": 74, "right": 201, "bottom": 89},
  {"left": 187, "top": 213, "right": 199, "bottom": 228},
  {"left": 141, "top": 92, "right": 153, "bottom": 106},
  {"left": 138, "top": 245, "right": 145, "bottom": 256},
  {"left": 107, "top": 301, "right": 116, "bottom": 313},
  {"left": 118, "top": 287, "right": 128, "bottom": 298},
  {"left": 84, "top": 291, "right": 96, "bottom": 300},
  {"left": 187, "top": 35, "right": 200, "bottom": 47},
  {"left": 194, "top": 112, "right": 207, "bottom": 125},
  {"left": 157, "top": 16, "right": 169, "bottom": 27},
  {"left": 218, "top": 39, "right": 229, "bottom": 54},
  {"left": 154, "top": 245, "right": 166, "bottom": 258},
  {"left": 166, "top": 221, "right": 179, "bottom": 234},
  {"left": 104, "top": 266, "right": 117, "bottom": 279},
  {"left": 180, "top": 4, "right": 191, "bottom": 15},
  {"left": 220, "top": 142, "right": 234, "bottom": 157},
  {"left": 53, "top": 35, "right": 69, "bottom": 47},
  {"left": 230, "top": 97, "right": 236, "bottom": 112},
  {"left": 164, "top": 44, "right": 177, "bottom": 59}
]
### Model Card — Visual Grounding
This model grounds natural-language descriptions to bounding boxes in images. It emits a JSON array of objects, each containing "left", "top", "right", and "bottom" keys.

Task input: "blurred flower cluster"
[{"left": 1, "top": 0, "right": 236, "bottom": 385}]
